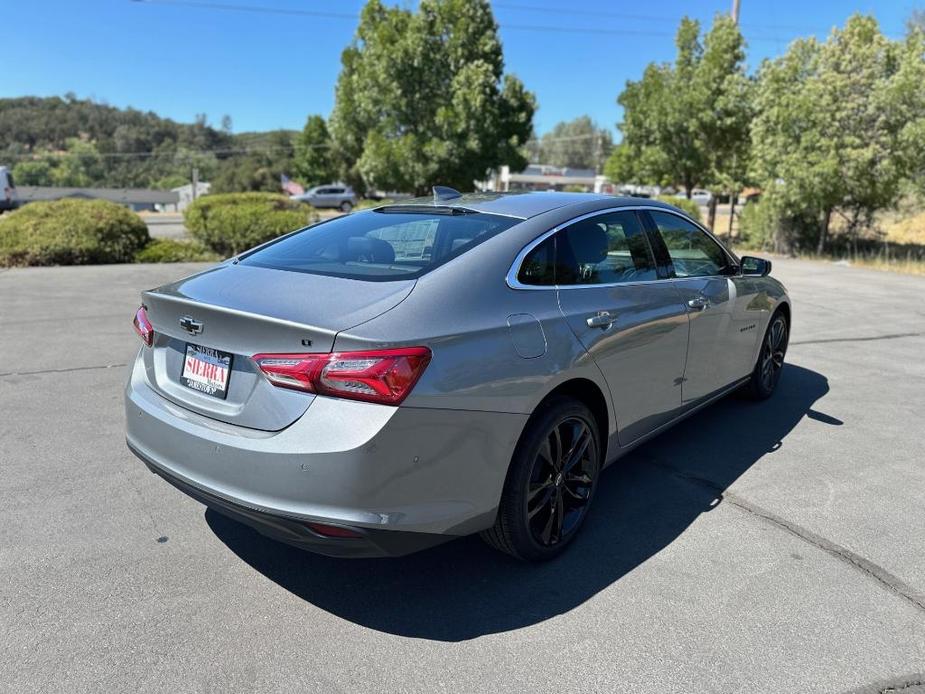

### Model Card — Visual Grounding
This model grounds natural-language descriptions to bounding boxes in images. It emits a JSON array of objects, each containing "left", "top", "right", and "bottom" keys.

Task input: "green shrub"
[
  {"left": 355, "top": 198, "right": 392, "bottom": 210},
  {"left": 0, "top": 199, "right": 150, "bottom": 266},
  {"left": 134, "top": 238, "right": 221, "bottom": 263},
  {"left": 655, "top": 196, "right": 702, "bottom": 223},
  {"left": 184, "top": 192, "right": 318, "bottom": 255},
  {"left": 739, "top": 193, "right": 819, "bottom": 253},
  {"left": 738, "top": 198, "right": 773, "bottom": 249}
]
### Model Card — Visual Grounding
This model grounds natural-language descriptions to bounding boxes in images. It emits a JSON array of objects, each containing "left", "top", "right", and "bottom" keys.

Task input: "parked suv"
[{"left": 292, "top": 184, "right": 357, "bottom": 212}]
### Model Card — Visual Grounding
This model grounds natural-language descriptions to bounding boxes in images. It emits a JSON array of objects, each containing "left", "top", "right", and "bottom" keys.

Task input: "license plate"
[{"left": 180, "top": 343, "right": 233, "bottom": 399}]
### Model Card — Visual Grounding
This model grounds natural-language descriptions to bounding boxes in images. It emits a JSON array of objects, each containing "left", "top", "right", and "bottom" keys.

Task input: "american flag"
[{"left": 280, "top": 174, "right": 304, "bottom": 196}]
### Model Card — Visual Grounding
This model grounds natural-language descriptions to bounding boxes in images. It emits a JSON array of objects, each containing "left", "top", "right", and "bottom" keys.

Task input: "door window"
[{"left": 649, "top": 211, "right": 732, "bottom": 278}]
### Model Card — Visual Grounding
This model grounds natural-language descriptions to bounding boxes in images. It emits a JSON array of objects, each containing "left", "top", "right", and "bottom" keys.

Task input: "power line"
[
  {"left": 129, "top": 0, "right": 356, "bottom": 20},
  {"left": 5, "top": 133, "right": 613, "bottom": 162},
  {"left": 492, "top": 1, "right": 818, "bottom": 33},
  {"left": 128, "top": 0, "right": 862, "bottom": 43}
]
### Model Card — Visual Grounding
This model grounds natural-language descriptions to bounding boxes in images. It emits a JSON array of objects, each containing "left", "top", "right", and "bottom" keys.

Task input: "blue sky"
[{"left": 5, "top": 0, "right": 915, "bottom": 137}]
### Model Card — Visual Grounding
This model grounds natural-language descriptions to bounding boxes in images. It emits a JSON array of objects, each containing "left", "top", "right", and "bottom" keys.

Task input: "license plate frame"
[{"left": 180, "top": 343, "right": 233, "bottom": 400}]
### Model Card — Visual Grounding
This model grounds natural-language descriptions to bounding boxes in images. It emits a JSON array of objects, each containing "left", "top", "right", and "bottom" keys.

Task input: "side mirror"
[{"left": 740, "top": 255, "right": 772, "bottom": 277}]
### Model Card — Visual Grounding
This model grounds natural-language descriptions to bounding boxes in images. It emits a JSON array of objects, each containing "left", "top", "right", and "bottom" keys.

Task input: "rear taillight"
[
  {"left": 133, "top": 306, "right": 153, "bottom": 347},
  {"left": 253, "top": 347, "right": 431, "bottom": 405}
]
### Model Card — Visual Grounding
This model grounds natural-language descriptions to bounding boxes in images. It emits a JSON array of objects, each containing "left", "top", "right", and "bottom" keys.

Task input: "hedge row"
[
  {"left": 0, "top": 199, "right": 150, "bottom": 266},
  {"left": 134, "top": 238, "right": 221, "bottom": 263},
  {"left": 184, "top": 192, "right": 318, "bottom": 256}
]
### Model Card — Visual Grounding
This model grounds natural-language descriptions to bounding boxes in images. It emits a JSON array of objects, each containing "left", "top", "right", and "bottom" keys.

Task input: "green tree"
[
  {"left": 535, "top": 116, "right": 613, "bottom": 171},
  {"left": 212, "top": 130, "right": 297, "bottom": 193},
  {"left": 605, "top": 14, "right": 751, "bottom": 214},
  {"left": 749, "top": 15, "right": 925, "bottom": 252},
  {"left": 294, "top": 115, "right": 335, "bottom": 187},
  {"left": 51, "top": 139, "right": 105, "bottom": 187},
  {"left": 12, "top": 159, "right": 53, "bottom": 185},
  {"left": 329, "top": 0, "right": 536, "bottom": 195},
  {"left": 907, "top": 9, "right": 925, "bottom": 34}
]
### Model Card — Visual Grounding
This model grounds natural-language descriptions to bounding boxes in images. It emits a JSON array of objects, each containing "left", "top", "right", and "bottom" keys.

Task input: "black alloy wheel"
[
  {"left": 525, "top": 416, "right": 596, "bottom": 547},
  {"left": 482, "top": 397, "right": 601, "bottom": 561},
  {"left": 745, "top": 310, "right": 789, "bottom": 399}
]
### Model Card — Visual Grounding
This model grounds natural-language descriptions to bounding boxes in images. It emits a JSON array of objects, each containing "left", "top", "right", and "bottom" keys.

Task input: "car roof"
[{"left": 376, "top": 191, "right": 683, "bottom": 219}]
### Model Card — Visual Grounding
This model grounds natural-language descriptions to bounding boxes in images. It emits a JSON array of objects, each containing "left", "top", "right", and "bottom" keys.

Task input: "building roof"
[
  {"left": 16, "top": 186, "right": 179, "bottom": 204},
  {"left": 377, "top": 191, "right": 680, "bottom": 219},
  {"left": 518, "top": 164, "right": 597, "bottom": 178}
]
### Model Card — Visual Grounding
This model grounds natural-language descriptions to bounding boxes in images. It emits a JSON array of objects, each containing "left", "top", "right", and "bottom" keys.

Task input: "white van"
[{"left": 0, "top": 166, "right": 18, "bottom": 212}]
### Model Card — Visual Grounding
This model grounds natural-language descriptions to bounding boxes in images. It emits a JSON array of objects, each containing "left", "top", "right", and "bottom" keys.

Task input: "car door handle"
[
  {"left": 586, "top": 311, "right": 615, "bottom": 329},
  {"left": 687, "top": 296, "right": 710, "bottom": 311}
]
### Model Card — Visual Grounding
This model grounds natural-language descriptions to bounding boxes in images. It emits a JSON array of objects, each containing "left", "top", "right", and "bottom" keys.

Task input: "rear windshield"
[{"left": 239, "top": 208, "right": 519, "bottom": 281}]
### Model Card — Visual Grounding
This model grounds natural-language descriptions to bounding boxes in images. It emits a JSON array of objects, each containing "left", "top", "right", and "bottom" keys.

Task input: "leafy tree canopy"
[
  {"left": 528, "top": 115, "right": 613, "bottom": 171},
  {"left": 211, "top": 130, "right": 298, "bottom": 194},
  {"left": 293, "top": 115, "right": 336, "bottom": 187},
  {"left": 605, "top": 14, "right": 751, "bottom": 198},
  {"left": 329, "top": 0, "right": 536, "bottom": 194},
  {"left": 749, "top": 15, "right": 925, "bottom": 250}
]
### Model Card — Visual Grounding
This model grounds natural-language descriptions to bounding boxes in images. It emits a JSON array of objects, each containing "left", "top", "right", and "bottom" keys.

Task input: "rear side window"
[
  {"left": 516, "top": 210, "right": 657, "bottom": 286},
  {"left": 240, "top": 209, "right": 519, "bottom": 281},
  {"left": 517, "top": 236, "right": 557, "bottom": 285}
]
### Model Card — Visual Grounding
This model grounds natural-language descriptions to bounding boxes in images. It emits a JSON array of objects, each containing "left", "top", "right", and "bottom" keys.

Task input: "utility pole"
[
  {"left": 731, "top": 0, "right": 740, "bottom": 24},
  {"left": 191, "top": 167, "right": 199, "bottom": 202},
  {"left": 594, "top": 131, "right": 602, "bottom": 175}
]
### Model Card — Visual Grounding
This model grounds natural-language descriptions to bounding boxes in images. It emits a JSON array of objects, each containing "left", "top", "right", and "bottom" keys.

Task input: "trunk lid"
[{"left": 140, "top": 263, "right": 415, "bottom": 430}]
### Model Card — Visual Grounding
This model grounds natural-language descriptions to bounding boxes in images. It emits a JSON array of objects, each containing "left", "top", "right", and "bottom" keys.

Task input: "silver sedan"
[{"left": 125, "top": 190, "right": 790, "bottom": 560}]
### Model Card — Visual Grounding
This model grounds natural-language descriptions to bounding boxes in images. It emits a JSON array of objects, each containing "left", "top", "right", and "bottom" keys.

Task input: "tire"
[
  {"left": 481, "top": 397, "right": 601, "bottom": 561},
  {"left": 340, "top": 200, "right": 353, "bottom": 213},
  {"left": 743, "top": 309, "right": 789, "bottom": 400}
]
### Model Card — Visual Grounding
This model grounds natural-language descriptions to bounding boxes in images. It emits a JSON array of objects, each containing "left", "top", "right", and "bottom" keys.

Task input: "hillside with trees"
[{"left": 0, "top": 95, "right": 297, "bottom": 192}]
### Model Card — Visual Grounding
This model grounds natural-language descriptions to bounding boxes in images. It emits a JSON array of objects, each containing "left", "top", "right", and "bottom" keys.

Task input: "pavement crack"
[
  {"left": 792, "top": 332, "right": 925, "bottom": 346},
  {"left": 843, "top": 674, "right": 925, "bottom": 694},
  {"left": 0, "top": 363, "right": 127, "bottom": 379},
  {"left": 649, "top": 460, "right": 925, "bottom": 615}
]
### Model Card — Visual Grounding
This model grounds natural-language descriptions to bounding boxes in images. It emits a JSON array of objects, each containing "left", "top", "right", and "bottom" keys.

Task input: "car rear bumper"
[
  {"left": 124, "top": 353, "right": 527, "bottom": 554},
  {"left": 128, "top": 443, "right": 447, "bottom": 557}
]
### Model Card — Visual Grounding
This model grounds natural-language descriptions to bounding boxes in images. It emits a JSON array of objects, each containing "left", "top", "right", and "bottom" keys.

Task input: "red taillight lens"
[
  {"left": 253, "top": 347, "right": 431, "bottom": 405},
  {"left": 133, "top": 306, "right": 154, "bottom": 347}
]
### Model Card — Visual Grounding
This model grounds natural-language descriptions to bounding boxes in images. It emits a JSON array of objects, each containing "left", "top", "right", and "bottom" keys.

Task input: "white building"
[
  {"left": 159, "top": 181, "right": 211, "bottom": 212},
  {"left": 480, "top": 165, "right": 612, "bottom": 194}
]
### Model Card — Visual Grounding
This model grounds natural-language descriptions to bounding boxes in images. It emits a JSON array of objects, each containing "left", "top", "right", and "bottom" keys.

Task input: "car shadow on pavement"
[{"left": 207, "top": 363, "right": 836, "bottom": 642}]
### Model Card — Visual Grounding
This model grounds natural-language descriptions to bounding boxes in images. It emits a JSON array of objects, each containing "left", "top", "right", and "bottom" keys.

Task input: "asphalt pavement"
[{"left": 1, "top": 257, "right": 924, "bottom": 693}]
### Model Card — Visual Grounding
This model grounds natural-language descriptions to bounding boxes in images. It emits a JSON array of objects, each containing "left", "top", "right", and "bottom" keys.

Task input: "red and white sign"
[{"left": 180, "top": 344, "right": 232, "bottom": 398}]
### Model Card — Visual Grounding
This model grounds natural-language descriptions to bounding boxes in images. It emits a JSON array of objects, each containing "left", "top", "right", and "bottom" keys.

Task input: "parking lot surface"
[{"left": 1, "top": 258, "right": 924, "bottom": 693}]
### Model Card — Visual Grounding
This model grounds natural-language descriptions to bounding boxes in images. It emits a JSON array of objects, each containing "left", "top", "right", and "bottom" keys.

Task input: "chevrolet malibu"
[{"left": 125, "top": 190, "right": 790, "bottom": 561}]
